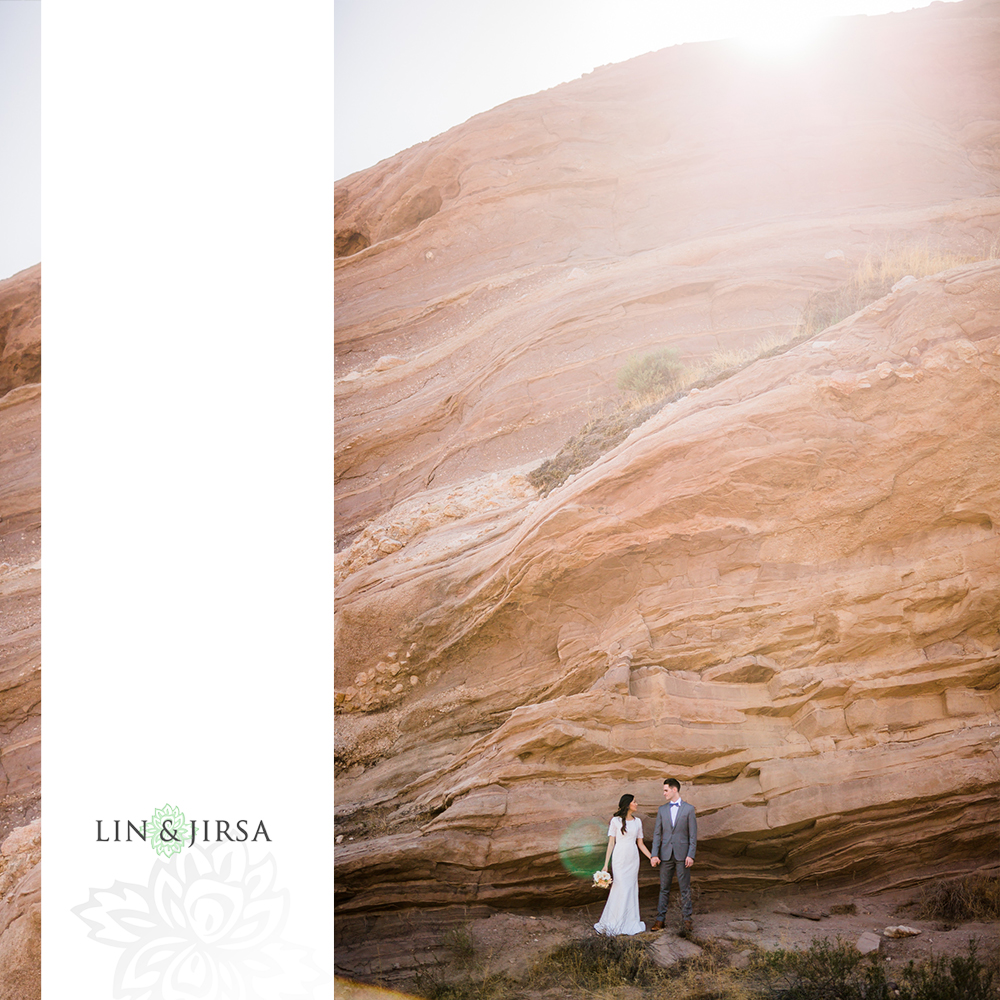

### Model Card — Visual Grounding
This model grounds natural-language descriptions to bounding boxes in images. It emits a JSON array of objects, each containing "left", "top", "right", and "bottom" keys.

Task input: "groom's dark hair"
[{"left": 664, "top": 778, "right": 681, "bottom": 791}]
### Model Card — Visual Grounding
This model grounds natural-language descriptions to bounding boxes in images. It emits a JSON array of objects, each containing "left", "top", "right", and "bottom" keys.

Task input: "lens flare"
[{"left": 558, "top": 818, "right": 607, "bottom": 880}]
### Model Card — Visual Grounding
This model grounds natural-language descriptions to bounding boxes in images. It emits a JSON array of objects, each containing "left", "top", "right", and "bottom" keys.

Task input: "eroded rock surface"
[
  {"left": 0, "top": 265, "right": 40, "bottom": 996},
  {"left": 0, "top": 823, "right": 39, "bottom": 999},
  {"left": 335, "top": 3, "right": 1000, "bottom": 546},
  {"left": 0, "top": 266, "right": 40, "bottom": 401},
  {"left": 335, "top": 2, "right": 1000, "bottom": 918}
]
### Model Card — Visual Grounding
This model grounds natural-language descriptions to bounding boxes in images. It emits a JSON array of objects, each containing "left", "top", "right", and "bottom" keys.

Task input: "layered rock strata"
[
  {"left": 0, "top": 265, "right": 40, "bottom": 400},
  {"left": 335, "top": 2, "right": 1000, "bottom": 917},
  {"left": 336, "top": 262, "right": 1000, "bottom": 912},
  {"left": 0, "top": 821, "right": 40, "bottom": 1000},
  {"left": 335, "top": 1, "right": 1000, "bottom": 546},
  {"left": 0, "top": 265, "right": 40, "bottom": 997}
]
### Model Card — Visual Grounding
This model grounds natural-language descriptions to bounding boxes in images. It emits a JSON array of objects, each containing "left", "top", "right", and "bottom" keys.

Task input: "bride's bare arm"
[
  {"left": 637, "top": 836, "right": 653, "bottom": 861},
  {"left": 601, "top": 835, "right": 615, "bottom": 870}
]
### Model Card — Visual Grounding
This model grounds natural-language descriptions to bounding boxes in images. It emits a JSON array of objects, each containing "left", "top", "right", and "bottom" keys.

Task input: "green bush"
[
  {"left": 898, "top": 940, "right": 996, "bottom": 1000},
  {"left": 616, "top": 348, "right": 685, "bottom": 397},
  {"left": 756, "top": 938, "right": 997, "bottom": 1000},
  {"left": 756, "top": 937, "right": 888, "bottom": 999}
]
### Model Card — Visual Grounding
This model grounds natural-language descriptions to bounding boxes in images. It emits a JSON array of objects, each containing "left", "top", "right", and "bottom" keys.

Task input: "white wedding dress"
[{"left": 594, "top": 815, "right": 646, "bottom": 936}]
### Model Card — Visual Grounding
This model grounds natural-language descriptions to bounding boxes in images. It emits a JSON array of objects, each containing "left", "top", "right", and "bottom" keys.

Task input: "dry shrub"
[
  {"left": 443, "top": 925, "right": 477, "bottom": 963},
  {"left": 755, "top": 937, "right": 887, "bottom": 1000},
  {"left": 527, "top": 935, "right": 759, "bottom": 1000},
  {"left": 897, "top": 939, "right": 997, "bottom": 1000},
  {"left": 617, "top": 347, "right": 685, "bottom": 397},
  {"left": 526, "top": 397, "right": 668, "bottom": 494},
  {"left": 412, "top": 971, "right": 515, "bottom": 1000},
  {"left": 755, "top": 937, "right": 997, "bottom": 1000},
  {"left": 527, "top": 330, "right": 807, "bottom": 495},
  {"left": 529, "top": 935, "right": 659, "bottom": 990},
  {"left": 918, "top": 873, "right": 1000, "bottom": 923},
  {"left": 804, "top": 242, "right": 974, "bottom": 334},
  {"left": 697, "top": 348, "right": 754, "bottom": 380}
]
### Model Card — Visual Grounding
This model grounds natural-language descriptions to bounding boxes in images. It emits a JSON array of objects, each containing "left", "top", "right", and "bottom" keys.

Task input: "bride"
[{"left": 594, "top": 793, "right": 653, "bottom": 936}]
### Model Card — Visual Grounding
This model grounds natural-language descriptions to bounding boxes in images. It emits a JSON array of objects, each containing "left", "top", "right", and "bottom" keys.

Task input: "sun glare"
[{"left": 736, "top": 14, "right": 822, "bottom": 57}]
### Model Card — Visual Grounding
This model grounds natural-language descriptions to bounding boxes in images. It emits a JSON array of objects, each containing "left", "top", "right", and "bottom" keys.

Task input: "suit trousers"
[{"left": 656, "top": 856, "right": 692, "bottom": 919}]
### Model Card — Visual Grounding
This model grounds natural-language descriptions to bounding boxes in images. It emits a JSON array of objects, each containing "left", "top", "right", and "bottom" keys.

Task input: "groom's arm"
[
  {"left": 651, "top": 810, "right": 662, "bottom": 859},
  {"left": 685, "top": 807, "right": 697, "bottom": 862}
]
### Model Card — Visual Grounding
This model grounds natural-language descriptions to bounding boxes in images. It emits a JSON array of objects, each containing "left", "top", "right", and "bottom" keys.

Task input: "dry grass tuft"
[
  {"left": 918, "top": 872, "right": 1000, "bottom": 923},
  {"left": 532, "top": 934, "right": 657, "bottom": 988},
  {"left": 803, "top": 241, "right": 975, "bottom": 334},
  {"left": 443, "top": 925, "right": 477, "bottom": 964},
  {"left": 412, "top": 970, "right": 515, "bottom": 1000}
]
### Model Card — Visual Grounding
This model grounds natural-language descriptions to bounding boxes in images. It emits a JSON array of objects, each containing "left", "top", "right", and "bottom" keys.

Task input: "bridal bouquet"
[{"left": 592, "top": 870, "right": 612, "bottom": 890}]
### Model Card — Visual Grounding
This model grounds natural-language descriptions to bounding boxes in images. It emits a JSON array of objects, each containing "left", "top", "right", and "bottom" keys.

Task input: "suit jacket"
[{"left": 652, "top": 800, "right": 697, "bottom": 861}]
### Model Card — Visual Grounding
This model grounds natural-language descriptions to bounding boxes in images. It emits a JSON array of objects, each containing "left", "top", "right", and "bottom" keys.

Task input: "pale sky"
[
  {"left": 0, "top": 1, "right": 39, "bottom": 280},
  {"left": 335, "top": 0, "right": 960, "bottom": 180}
]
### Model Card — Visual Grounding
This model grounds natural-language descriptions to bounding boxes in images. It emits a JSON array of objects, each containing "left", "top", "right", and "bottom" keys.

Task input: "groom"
[{"left": 650, "top": 777, "right": 697, "bottom": 934}]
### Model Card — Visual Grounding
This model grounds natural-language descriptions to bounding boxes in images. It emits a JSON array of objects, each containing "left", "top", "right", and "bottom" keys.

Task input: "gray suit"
[{"left": 651, "top": 799, "right": 697, "bottom": 920}]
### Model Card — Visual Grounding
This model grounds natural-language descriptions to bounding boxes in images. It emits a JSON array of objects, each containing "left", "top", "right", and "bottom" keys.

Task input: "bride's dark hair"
[{"left": 614, "top": 794, "right": 634, "bottom": 834}]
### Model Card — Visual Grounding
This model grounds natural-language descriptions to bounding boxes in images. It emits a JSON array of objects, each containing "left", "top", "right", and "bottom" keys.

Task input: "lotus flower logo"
[
  {"left": 74, "top": 844, "right": 325, "bottom": 998},
  {"left": 149, "top": 803, "right": 186, "bottom": 858}
]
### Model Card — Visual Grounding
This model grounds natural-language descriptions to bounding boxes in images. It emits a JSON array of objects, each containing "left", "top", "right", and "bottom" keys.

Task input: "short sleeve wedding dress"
[{"left": 593, "top": 816, "right": 646, "bottom": 936}]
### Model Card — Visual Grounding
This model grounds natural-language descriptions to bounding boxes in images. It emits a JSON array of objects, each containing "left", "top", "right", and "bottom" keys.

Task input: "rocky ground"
[{"left": 335, "top": 879, "right": 999, "bottom": 997}]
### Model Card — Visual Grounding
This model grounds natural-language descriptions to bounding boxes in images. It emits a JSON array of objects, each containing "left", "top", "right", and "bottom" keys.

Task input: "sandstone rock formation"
[
  {"left": 0, "top": 265, "right": 40, "bottom": 998},
  {"left": 335, "top": 3, "right": 1000, "bottom": 548},
  {"left": 335, "top": 2, "right": 1000, "bottom": 919},
  {"left": 0, "top": 821, "right": 40, "bottom": 1000},
  {"left": 0, "top": 265, "right": 40, "bottom": 401}
]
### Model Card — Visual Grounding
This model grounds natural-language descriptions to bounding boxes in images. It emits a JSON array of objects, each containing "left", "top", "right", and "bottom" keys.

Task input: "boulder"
[
  {"left": 649, "top": 933, "right": 703, "bottom": 968},
  {"left": 857, "top": 931, "right": 881, "bottom": 955}
]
